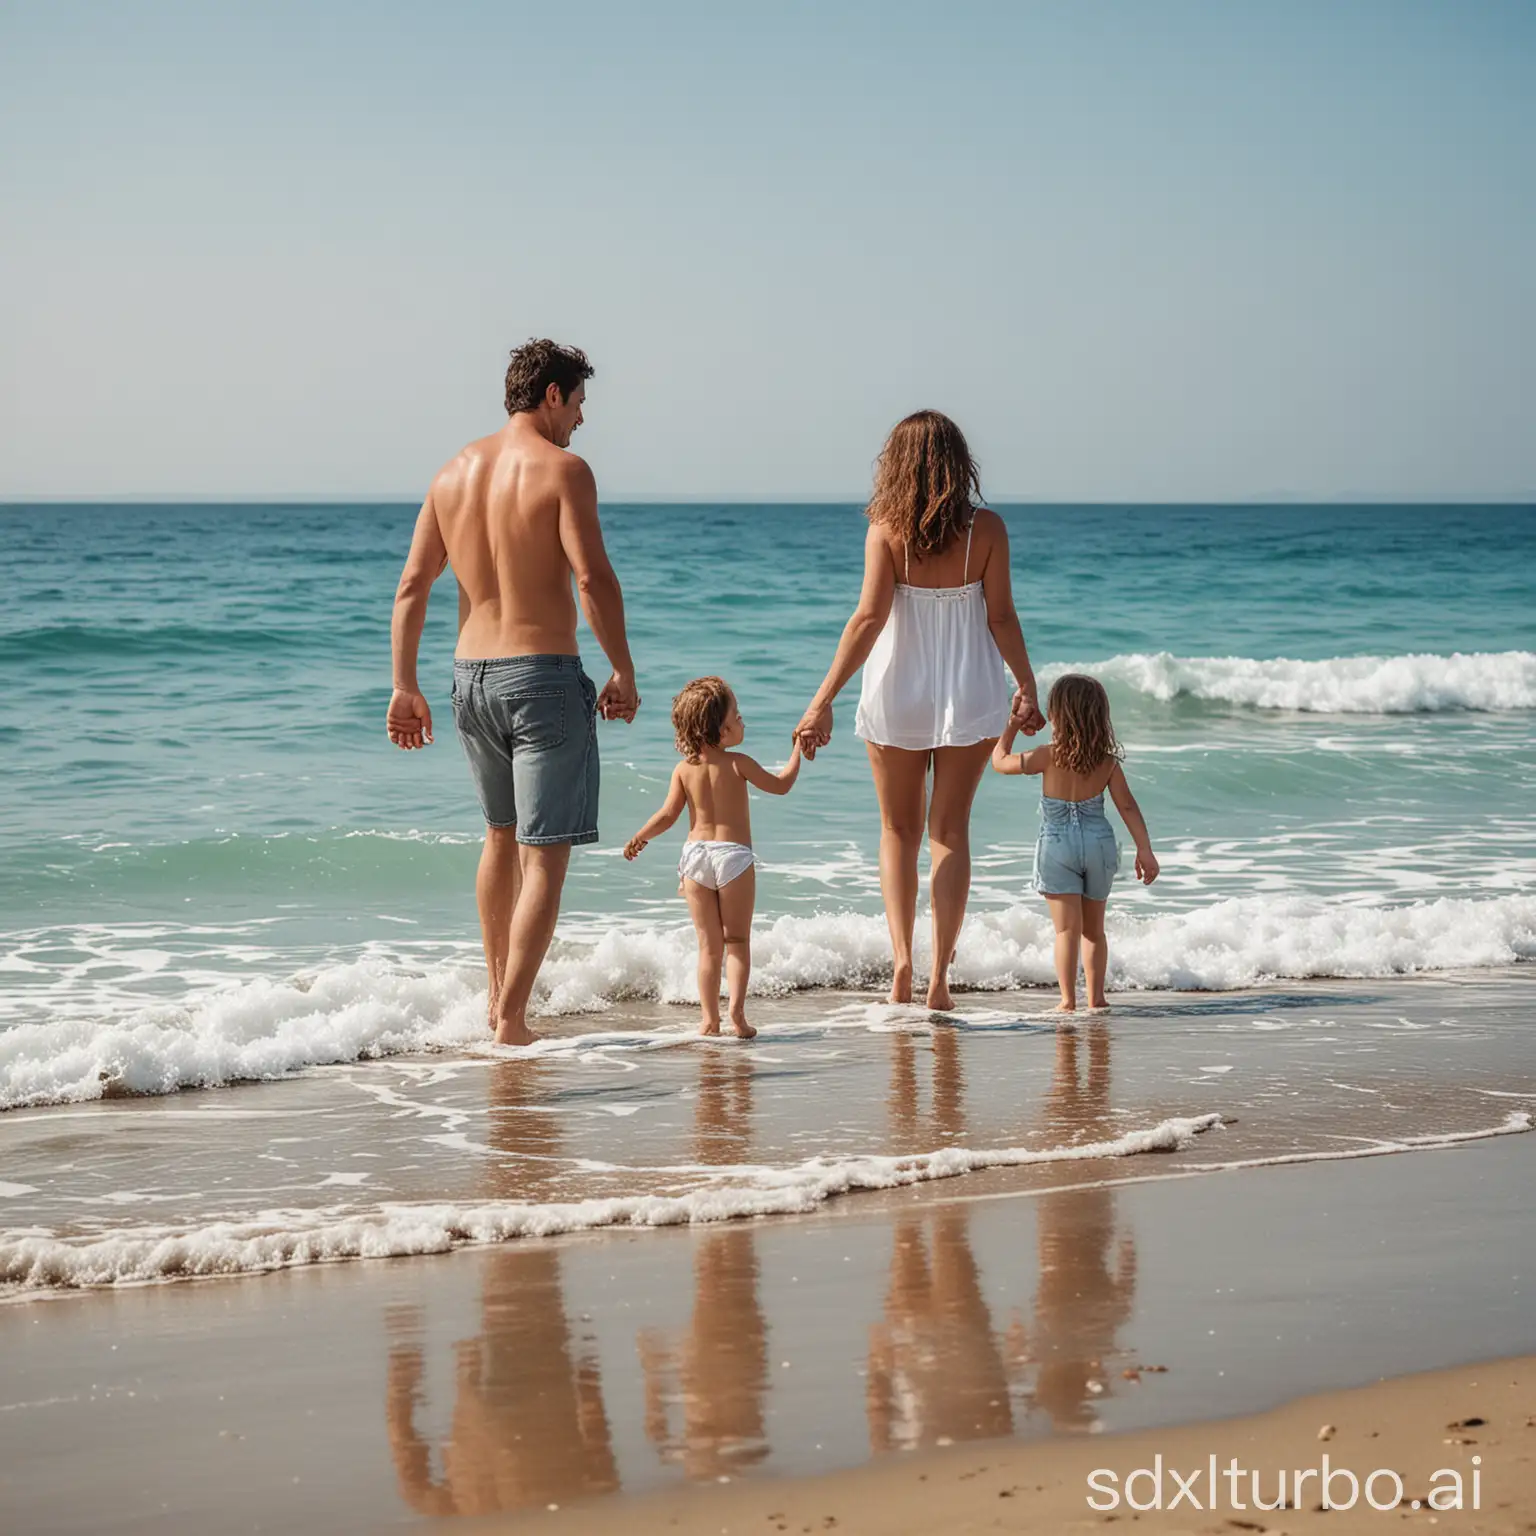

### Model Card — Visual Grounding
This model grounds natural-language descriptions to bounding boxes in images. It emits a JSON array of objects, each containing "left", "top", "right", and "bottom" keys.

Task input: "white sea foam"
[
  {"left": 1065, "top": 650, "right": 1536, "bottom": 713},
  {"left": 0, "top": 1112, "right": 1224, "bottom": 1290},
  {"left": 0, "top": 961, "right": 487, "bottom": 1111},
  {"left": 2, "top": 893, "right": 1531, "bottom": 1110}
]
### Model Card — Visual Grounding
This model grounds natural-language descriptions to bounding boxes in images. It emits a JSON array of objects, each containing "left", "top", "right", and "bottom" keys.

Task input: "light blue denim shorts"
[
  {"left": 451, "top": 655, "right": 599, "bottom": 844},
  {"left": 1032, "top": 793, "right": 1120, "bottom": 900}
]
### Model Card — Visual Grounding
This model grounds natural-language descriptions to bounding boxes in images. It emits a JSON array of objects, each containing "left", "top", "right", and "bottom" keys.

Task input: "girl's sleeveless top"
[{"left": 854, "top": 518, "right": 1010, "bottom": 750}]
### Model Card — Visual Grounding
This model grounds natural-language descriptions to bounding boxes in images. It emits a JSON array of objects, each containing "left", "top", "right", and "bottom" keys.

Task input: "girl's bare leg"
[
  {"left": 717, "top": 867, "right": 758, "bottom": 1039},
  {"left": 1044, "top": 894, "right": 1084, "bottom": 1011},
  {"left": 926, "top": 740, "right": 994, "bottom": 1010},
  {"left": 1080, "top": 897, "right": 1109, "bottom": 1009},
  {"left": 683, "top": 878, "right": 725, "bottom": 1034},
  {"left": 866, "top": 743, "right": 930, "bottom": 1003}
]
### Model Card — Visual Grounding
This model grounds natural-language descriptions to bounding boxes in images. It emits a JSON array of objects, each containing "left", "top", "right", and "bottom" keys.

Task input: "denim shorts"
[
  {"left": 451, "top": 655, "right": 599, "bottom": 844},
  {"left": 1032, "top": 793, "right": 1119, "bottom": 900}
]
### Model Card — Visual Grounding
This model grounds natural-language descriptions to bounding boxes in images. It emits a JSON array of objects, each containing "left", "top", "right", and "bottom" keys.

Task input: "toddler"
[
  {"left": 992, "top": 673, "right": 1158, "bottom": 1012},
  {"left": 625, "top": 677, "right": 802, "bottom": 1037}
]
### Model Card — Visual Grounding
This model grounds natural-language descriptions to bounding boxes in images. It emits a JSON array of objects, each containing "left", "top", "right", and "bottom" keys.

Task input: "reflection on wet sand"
[
  {"left": 866, "top": 1022, "right": 1141, "bottom": 1449},
  {"left": 385, "top": 1062, "right": 618, "bottom": 1516},
  {"left": 868, "top": 1026, "right": 1018, "bottom": 1449},
  {"left": 639, "top": 1050, "right": 770, "bottom": 1479},
  {"left": 1028, "top": 1024, "right": 1139, "bottom": 1430},
  {"left": 379, "top": 1028, "right": 1144, "bottom": 1514}
]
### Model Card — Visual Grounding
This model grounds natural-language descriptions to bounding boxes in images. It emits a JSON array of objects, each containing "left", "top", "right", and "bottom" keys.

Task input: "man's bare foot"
[
  {"left": 728, "top": 1016, "right": 757, "bottom": 1040},
  {"left": 493, "top": 1020, "right": 540, "bottom": 1047},
  {"left": 889, "top": 962, "right": 914, "bottom": 1005}
]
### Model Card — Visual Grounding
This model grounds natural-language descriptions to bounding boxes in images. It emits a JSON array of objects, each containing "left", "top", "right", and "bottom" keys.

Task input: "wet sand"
[{"left": 1, "top": 1130, "right": 1532, "bottom": 1533}]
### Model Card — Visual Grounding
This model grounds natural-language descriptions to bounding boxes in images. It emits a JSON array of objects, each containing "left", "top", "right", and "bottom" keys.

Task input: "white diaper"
[{"left": 678, "top": 840, "right": 756, "bottom": 891}]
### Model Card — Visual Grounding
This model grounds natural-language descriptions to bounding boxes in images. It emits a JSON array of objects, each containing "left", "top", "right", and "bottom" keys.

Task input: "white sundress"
[{"left": 853, "top": 518, "right": 1010, "bottom": 750}]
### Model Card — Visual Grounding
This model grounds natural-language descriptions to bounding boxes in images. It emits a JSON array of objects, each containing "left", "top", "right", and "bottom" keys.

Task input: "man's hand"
[
  {"left": 597, "top": 672, "right": 639, "bottom": 723},
  {"left": 1135, "top": 848, "right": 1160, "bottom": 884},
  {"left": 387, "top": 689, "right": 433, "bottom": 750},
  {"left": 624, "top": 835, "right": 647, "bottom": 861},
  {"left": 1010, "top": 688, "right": 1046, "bottom": 735}
]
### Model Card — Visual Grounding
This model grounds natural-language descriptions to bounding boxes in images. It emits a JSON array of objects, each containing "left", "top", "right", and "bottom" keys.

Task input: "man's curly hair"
[
  {"left": 1047, "top": 674, "right": 1123, "bottom": 776},
  {"left": 503, "top": 338, "right": 594, "bottom": 415},
  {"left": 672, "top": 676, "right": 734, "bottom": 761}
]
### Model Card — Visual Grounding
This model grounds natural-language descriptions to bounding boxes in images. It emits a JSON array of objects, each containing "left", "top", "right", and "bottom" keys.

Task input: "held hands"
[
  {"left": 1009, "top": 688, "right": 1046, "bottom": 735},
  {"left": 386, "top": 689, "right": 433, "bottom": 750},
  {"left": 624, "top": 836, "right": 647, "bottom": 861},
  {"left": 598, "top": 672, "right": 640, "bottom": 723},
  {"left": 1135, "top": 847, "right": 1160, "bottom": 884},
  {"left": 793, "top": 700, "right": 833, "bottom": 760}
]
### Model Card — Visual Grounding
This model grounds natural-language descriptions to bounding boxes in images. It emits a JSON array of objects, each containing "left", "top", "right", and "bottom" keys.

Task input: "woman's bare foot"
[
  {"left": 493, "top": 1019, "right": 541, "bottom": 1047},
  {"left": 700, "top": 1018, "right": 722, "bottom": 1036},
  {"left": 1051, "top": 1000, "right": 1077, "bottom": 1015},
  {"left": 728, "top": 1015, "right": 757, "bottom": 1040},
  {"left": 889, "top": 961, "right": 914, "bottom": 1005},
  {"left": 1085, "top": 1001, "right": 1111, "bottom": 1013},
  {"left": 926, "top": 979, "right": 954, "bottom": 1011}
]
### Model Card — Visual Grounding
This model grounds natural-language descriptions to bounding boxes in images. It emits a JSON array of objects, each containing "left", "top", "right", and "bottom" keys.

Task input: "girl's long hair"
[
  {"left": 1047, "top": 674, "right": 1122, "bottom": 776},
  {"left": 865, "top": 410, "right": 982, "bottom": 560}
]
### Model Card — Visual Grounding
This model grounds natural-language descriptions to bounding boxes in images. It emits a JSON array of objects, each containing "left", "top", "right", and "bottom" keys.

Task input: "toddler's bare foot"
[
  {"left": 889, "top": 962, "right": 914, "bottom": 1005},
  {"left": 729, "top": 1016, "right": 757, "bottom": 1040}
]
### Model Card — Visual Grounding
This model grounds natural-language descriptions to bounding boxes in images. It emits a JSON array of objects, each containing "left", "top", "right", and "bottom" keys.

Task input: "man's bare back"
[{"left": 436, "top": 414, "right": 596, "bottom": 662}]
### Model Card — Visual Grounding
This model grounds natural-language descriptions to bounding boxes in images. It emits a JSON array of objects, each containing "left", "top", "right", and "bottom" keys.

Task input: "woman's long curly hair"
[
  {"left": 1047, "top": 674, "right": 1123, "bottom": 776},
  {"left": 865, "top": 410, "right": 982, "bottom": 560}
]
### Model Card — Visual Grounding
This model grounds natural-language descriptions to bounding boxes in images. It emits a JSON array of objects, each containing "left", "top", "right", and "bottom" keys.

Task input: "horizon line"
[{"left": 4, "top": 493, "right": 1536, "bottom": 508}]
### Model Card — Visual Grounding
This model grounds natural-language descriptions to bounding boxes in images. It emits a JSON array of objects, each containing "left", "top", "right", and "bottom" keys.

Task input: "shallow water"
[{"left": 3, "top": 973, "right": 1531, "bottom": 1293}]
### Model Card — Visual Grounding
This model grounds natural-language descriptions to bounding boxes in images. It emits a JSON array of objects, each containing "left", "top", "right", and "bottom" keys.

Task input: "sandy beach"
[{"left": 547, "top": 1353, "right": 1536, "bottom": 1535}]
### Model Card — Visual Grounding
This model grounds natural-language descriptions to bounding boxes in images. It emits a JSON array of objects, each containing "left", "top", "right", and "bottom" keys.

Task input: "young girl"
[
  {"left": 992, "top": 674, "right": 1159, "bottom": 1012},
  {"left": 625, "top": 677, "right": 802, "bottom": 1038}
]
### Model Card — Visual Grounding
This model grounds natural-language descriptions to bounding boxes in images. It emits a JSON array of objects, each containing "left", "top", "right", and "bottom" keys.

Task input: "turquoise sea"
[{"left": 2, "top": 501, "right": 1534, "bottom": 1106}]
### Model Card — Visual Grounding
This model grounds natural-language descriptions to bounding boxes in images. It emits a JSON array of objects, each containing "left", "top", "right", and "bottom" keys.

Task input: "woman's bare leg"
[
  {"left": 717, "top": 867, "right": 758, "bottom": 1039},
  {"left": 1044, "top": 894, "right": 1084, "bottom": 1011},
  {"left": 866, "top": 743, "right": 931, "bottom": 1003},
  {"left": 1080, "top": 897, "right": 1109, "bottom": 1009},
  {"left": 683, "top": 879, "right": 725, "bottom": 1034},
  {"left": 925, "top": 740, "right": 995, "bottom": 1010}
]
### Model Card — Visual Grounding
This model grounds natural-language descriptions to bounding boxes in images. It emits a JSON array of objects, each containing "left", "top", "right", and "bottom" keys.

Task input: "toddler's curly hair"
[
  {"left": 672, "top": 676, "right": 734, "bottom": 760},
  {"left": 1047, "top": 673, "right": 1123, "bottom": 776}
]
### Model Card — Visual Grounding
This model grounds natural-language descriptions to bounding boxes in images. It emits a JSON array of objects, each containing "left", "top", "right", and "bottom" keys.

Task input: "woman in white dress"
[{"left": 794, "top": 412, "right": 1045, "bottom": 1009}]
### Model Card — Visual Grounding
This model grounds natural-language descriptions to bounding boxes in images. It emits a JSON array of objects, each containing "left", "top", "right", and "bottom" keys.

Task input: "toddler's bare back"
[{"left": 679, "top": 754, "right": 755, "bottom": 846}]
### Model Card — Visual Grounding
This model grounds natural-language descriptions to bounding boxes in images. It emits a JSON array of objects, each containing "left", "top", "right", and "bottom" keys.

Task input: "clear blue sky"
[{"left": 2, "top": 0, "right": 1533, "bottom": 500}]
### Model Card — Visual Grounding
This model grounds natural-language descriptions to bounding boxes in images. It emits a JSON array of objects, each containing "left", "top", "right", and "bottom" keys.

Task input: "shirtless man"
[{"left": 387, "top": 339, "right": 638, "bottom": 1045}]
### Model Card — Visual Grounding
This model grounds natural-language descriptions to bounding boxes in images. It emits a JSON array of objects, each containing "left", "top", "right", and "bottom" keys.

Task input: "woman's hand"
[
  {"left": 1135, "top": 847, "right": 1160, "bottom": 884},
  {"left": 793, "top": 701, "right": 834, "bottom": 760},
  {"left": 1010, "top": 687, "right": 1046, "bottom": 735}
]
